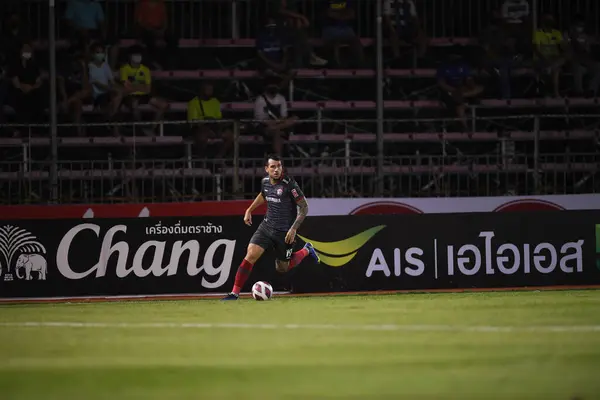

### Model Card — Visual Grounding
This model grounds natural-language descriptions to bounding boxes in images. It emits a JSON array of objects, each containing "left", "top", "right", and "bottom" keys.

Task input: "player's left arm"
[{"left": 287, "top": 182, "right": 308, "bottom": 240}]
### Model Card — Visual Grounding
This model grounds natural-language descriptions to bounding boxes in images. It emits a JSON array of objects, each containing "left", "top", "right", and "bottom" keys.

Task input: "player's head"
[{"left": 265, "top": 154, "right": 283, "bottom": 180}]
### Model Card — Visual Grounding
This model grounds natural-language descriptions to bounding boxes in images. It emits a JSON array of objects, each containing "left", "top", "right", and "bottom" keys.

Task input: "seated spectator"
[
  {"left": 57, "top": 46, "right": 91, "bottom": 136},
  {"left": 256, "top": 17, "right": 290, "bottom": 76},
  {"left": 254, "top": 77, "right": 298, "bottom": 155},
  {"left": 480, "top": 11, "right": 518, "bottom": 99},
  {"left": 383, "top": 0, "right": 427, "bottom": 60},
  {"left": 2, "top": 13, "right": 28, "bottom": 62},
  {"left": 89, "top": 42, "right": 123, "bottom": 135},
  {"left": 437, "top": 54, "right": 484, "bottom": 131},
  {"left": 274, "top": 0, "right": 327, "bottom": 67},
  {"left": 120, "top": 46, "right": 169, "bottom": 136},
  {"left": 533, "top": 14, "right": 566, "bottom": 98},
  {"left": 322, "top": 0, "right": 364, "bottom": 67},
  {"left": 65, "top": 0, "right": 118, "bottom": 68},
  {"left": 8, "top": 42, "right": 47, "bottom": 132},
  {"left": 501, "top": 0, "right": 531, "bottom": 56},
  {"left": 564, "top": 15, "right": 600, "bottom": 98},
  {"left": 187, "top": 82, "right": 233, "bottom": 159},
  {"left": 135, "top": 0, "right": 177, "bottom": 70}
]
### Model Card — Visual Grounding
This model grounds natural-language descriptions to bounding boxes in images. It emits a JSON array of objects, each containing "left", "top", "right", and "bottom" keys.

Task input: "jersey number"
[{"left": 286, "top": 248, "right": 293, "bottom": 259}]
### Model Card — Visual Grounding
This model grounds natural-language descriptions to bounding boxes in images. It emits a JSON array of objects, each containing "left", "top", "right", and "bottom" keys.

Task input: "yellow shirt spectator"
[
  {"left": 533, "top": 29, "right": 563, "bottom": 58},
  {"left": 119, "top": 63, "right": 151, "bottom": 95},
  {"left": 187, "top": 97, "right": 222, "bottom": 121}
]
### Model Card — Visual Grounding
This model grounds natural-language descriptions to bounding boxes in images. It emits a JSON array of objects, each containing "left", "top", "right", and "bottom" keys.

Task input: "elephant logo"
[
  {"left": 0, "top": 225, "right": 47, "bottom": 282},
  {"left": 15, "top": 254, "right": 47, "bottom": 280}
]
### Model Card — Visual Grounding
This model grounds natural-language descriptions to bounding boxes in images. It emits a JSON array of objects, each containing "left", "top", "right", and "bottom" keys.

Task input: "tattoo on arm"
[{"left": 291, "top": 198, "right": 308, "bottom": 231}]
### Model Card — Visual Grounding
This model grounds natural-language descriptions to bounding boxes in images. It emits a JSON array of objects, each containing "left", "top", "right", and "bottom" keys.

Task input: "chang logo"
[
  {"left": 0, "top": 225, "right": 47, "bottom": 281},
  {"left": 298, "top": 226, "right": 385, "bottom": 267},
  {"left": 596, "top": 224, "right": 600, "bottom": 271}
]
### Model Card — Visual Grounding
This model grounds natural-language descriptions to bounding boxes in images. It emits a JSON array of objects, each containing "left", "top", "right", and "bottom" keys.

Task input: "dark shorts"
[
  {"left": 94, "top": 92, "right": 111, "bottom": 108},
  {"left": 125, "top": 94, "right": 152, "bottom": 105},
  {"left": 440, "top": 89, "right": 461, "bottom": 108},
  {"left": 323, "top": 26, "right": 356, "bottom": 41},
  {"left": 396, "top": 25, "right": 418, "bottom": 43},
  {"left": 250, "top": 222, "right": 294, "bottom": 262}
]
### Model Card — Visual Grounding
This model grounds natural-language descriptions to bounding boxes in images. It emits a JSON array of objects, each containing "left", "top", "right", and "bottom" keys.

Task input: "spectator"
[
  {"left": 187, "top": 82, "right": 233, "bottom": 159},
  {"left": 383, "top": 0, "right": 427, "bottom": 60},
  {"left": 64, "top": 0, "right": 119, "bottom": 68},
  {"left": 2, "top": 13, "right": 28, "bottom": 62},
  {"left": 134, "top": 0, "right": 177, "bottom": 70},
  {"left": 256, "top": 17, "right": 290, "bottom": 76},
  {"left": 274, "top": 0, "right": 327, "bottom": 67},
  {"left": 501, "top": 0, "right": 531, "bottom": 56},
  {"left": 501, "top": 0, "right": 530, "bottom": 24},
  {"left": 119, "top": 46, "right": 169, "bottom": 136},
  {"left": 57, "top": 46, "right": 91, "bottom": 136},
  {"left": 322, "top": 0, "right": 364, "bottom": 67},
  {"left": 254, "top": 77, "right": 298, "bottom": 155},
  {"left": 8, "top": 42, "right": 46, "bottom": 131},
  {"left": 437, "top": 54, "right": 484, "bottom": 131},
  {"left": 89, "top": 42, "right": 123, "bottom": 135},
  {"left": 533, "top": 14, "right": 566, "bottom": 98},
  {"left": 480, "top": 11, "right": 518, "bottom": 99},
  {"left": 564, "top": 15, "right": 600, "bottom": 98}
]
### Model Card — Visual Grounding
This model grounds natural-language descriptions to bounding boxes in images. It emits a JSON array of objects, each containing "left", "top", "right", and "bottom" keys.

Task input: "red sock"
[
  {"left": 232, "top": 259, "right": 254, "bottom": 295},
  {"left": 289, "top": 248, "right": 309, "bottom": 270}
]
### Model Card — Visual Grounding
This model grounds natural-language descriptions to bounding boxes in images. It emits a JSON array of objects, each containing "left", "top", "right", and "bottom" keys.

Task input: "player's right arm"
[{"left": 244, "top": 192, "right": 266, "bottom": 226}]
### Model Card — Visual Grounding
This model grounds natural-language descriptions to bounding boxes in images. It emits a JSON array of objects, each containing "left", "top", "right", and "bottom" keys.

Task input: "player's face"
[{"left": 266, "top": 159, "right": 283, "bottom": 180}]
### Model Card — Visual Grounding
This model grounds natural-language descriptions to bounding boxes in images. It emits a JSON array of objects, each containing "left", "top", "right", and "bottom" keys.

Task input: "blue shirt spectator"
[
  {"left": 256, "top": 23, "right": 285, "bottom": 63},
  {"left": 437, "top": 61, "right": 472, "bottom": 88},
  {"left": 65, "top": 0, "right": 105, "bottom": 31}
]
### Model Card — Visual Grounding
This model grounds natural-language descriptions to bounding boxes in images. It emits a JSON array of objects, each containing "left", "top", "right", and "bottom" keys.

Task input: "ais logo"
[
  {"left": 596, "top": 225, "right": 600, "bottom": 271},
  {"left": 299, "top": 226, "right": 385, "bottom": 267}
]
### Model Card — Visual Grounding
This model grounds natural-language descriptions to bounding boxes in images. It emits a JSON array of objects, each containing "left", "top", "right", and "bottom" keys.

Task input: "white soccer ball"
[{"left": 252, "top": 281, "right": 273, "bottom": 301}]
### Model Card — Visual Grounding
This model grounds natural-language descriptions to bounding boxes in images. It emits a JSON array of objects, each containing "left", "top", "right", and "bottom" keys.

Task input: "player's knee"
[{"left": 275, "top": 261, "right": 289, "bottom": 273}]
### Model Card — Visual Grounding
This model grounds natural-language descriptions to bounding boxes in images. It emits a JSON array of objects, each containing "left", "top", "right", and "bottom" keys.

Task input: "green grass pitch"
[{"left": 1, "top": 290, "right": 599, "bottom": 399}]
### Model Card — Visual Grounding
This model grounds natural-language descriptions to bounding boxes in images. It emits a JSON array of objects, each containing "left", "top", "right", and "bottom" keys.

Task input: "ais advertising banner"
[{"left": 0, "top": 211, "right": 599, "bottom": 299}]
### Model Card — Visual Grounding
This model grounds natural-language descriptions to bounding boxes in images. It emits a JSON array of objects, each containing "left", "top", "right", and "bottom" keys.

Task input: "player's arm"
[
  {"left": 244, "top": 192, "right": 266, "bottom": 226},
  {"left": 248, "top": 192, "right": 266, "bottom": 212},
  {"left": 289, "top": 183, "right": 308, "bottom": 232}
]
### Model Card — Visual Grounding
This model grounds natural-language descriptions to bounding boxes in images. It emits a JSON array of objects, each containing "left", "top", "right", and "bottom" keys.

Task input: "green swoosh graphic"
[
  {"left": 316, "top": 251, "right": 358, "bottom": 267},
  {"left": 298, "top": 225, "right": 386, "bottom": 256}
]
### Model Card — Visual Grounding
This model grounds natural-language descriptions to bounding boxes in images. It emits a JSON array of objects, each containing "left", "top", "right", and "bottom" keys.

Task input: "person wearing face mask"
[
  {"left": 57, "top": 46, "right": 91, "bottom": 137},
  {"left": 89, "top": 42, "right": 123, "bottom": 135},
  {"left": 119, "top": 46, "right": 169, "bottom": 136},
  {"left": 564, "top": 16, "right": 600, "bottom": 98},
  {"left": 187, "top": 82, "right": 233, "bottom": 159},
  {"left": 7, "top": 42, "right": 46, "bottom": 130},
  {"left": 533, "top": 14, "right": 566, "bottom": 97},
  {"left": 253, "top": 77, "right": 298, "bottom": 155}
]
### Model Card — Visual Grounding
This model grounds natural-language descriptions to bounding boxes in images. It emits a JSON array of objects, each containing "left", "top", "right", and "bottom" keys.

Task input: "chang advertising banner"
[
  {"left": 0, "top": 217, "right": 276, "bottom": 298},
  {"left": 0, "top": 211, "right": 599, "bottom": 299}
]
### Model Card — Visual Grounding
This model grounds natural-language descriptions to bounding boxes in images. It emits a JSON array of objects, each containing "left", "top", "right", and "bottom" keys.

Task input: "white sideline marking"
[{"left": 1, "top": 322, "right": 599, "bottom": 333}]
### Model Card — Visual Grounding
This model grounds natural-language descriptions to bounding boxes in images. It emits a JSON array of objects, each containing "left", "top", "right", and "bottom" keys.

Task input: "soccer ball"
[{"left": 252, "top": 281, "right": 273, "bottom": 301}]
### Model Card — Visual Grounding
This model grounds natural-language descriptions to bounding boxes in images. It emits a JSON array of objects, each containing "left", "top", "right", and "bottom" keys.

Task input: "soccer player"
[{"left": 222, "top": 155, "right": 320, "bottom": 300}]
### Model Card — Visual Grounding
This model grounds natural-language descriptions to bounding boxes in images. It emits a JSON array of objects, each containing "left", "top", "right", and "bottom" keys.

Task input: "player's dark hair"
[{"left": 265, "top": 154, "right": 282, "bottom": 165}]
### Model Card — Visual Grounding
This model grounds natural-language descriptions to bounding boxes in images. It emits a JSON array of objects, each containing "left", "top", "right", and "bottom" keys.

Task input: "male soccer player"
[{"left": 222, "top": 155, "right": 319, "bottom": 300}]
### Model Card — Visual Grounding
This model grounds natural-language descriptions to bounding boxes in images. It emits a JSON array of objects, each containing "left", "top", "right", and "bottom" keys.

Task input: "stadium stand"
[{"left": 1, "top": 0, "right": 599, "bottom": 204}]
